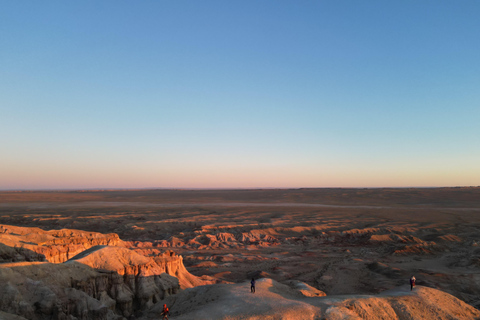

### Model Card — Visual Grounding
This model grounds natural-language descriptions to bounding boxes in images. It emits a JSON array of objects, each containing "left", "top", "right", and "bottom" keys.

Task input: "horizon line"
[{"left": 1, "top": 186, "right": 479, "bottom": 192}]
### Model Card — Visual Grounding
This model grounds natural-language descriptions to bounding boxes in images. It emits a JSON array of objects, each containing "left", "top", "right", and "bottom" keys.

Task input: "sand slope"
[{"left": 144, "top": 278, "right": 480, "bottom": 320}]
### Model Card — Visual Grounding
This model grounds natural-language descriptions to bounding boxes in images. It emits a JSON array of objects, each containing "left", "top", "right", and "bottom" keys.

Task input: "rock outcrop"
[
  {"left": 0, "top": 225, "right": 209, "bottom": 319},
  {"left": 0, "top": 261, "right": 122, "bottom": 320},
  {"left": 0, "top": 249, "right": 184, "bottom": 319},
  {"left": 0, "top": 225, "right": 124, "bottom": 263}
]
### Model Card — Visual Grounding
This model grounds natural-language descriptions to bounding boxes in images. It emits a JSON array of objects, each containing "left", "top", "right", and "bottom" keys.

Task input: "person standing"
[
  {"left": 410, "top": 276, "right": 416, "bottom": 291},
  {"left": 161, "top": 304, "right": 170, "bottom": 320},
  {"left": 251, "top": 278, "right": 256, "bottom": 293}
]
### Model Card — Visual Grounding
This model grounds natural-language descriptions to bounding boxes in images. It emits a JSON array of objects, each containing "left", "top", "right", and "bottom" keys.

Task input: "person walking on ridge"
[
  {"left": 161, "top": 304, "right": 170, "bottom": 319},
  {"left": 410, "top": 276, "right": 416, "bottom": 291},
  {"left": 251, "top": 278, "right": 256, "bottom": 293}
]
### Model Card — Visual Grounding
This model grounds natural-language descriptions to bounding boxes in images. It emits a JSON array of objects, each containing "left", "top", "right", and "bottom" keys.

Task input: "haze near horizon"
[{"left": 1, "top": 1, "right": 479, "bottom": 190}]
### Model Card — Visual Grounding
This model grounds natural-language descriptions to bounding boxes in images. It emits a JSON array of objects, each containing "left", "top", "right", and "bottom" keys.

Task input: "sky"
[{"left": 1, "top": 1, "right": 479, "bottom": 189}]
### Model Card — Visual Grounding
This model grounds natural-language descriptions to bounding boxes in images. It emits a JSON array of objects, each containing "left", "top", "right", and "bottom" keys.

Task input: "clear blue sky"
[{"left": 1, "top": 1, "right": 479, "bottom": 189}]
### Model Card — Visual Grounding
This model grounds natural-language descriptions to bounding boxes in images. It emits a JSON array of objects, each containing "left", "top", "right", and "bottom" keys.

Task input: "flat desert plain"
[{"left": 1, "top": 188, "right": 480, "bottom": 319}]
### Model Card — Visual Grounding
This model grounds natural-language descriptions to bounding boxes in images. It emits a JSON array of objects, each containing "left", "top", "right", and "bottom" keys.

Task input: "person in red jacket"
[
  {"left": 410, "top": 276, "right": 416, "bottom": 291},
  {"left": 161, "top": 304, "right": 170, "bottom": 319}
]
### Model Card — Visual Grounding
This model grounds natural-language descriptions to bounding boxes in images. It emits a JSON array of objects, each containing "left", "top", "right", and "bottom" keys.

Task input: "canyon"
[{"left": 1, "top": 188, "right": 479, "bottom": 319}]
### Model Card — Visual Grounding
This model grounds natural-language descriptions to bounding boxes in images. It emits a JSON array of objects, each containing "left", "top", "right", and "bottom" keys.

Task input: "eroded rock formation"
[
  {"left": 0, "top": 225, "right": 207, "bottom": 319},
  {"left": 0, "top": 225, "right": 123, "bottom": 263}
]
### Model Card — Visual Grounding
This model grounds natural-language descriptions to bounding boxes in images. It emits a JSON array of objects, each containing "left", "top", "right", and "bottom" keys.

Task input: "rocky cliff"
[
  {"left": 0, "top": 225, "right": 123, "bottom": 263},
  {"left": 0, "top": 261, "right": 123, "bottom": 320},
  {"left": 0, "top": 225, "right": 208, "bottom": 319}
]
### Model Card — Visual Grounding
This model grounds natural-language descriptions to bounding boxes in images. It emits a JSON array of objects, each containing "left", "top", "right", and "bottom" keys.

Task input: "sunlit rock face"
[
  {"left": 0, "top": 225, "right": 124, "bottom": 263},
  {"left": 0, "top": 225, "right": 208, "bottom": 319}
]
